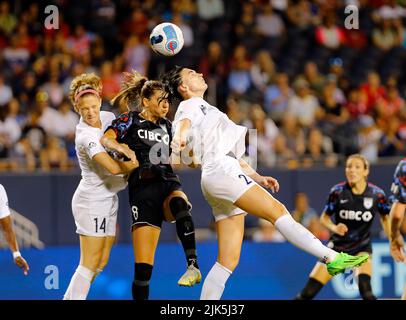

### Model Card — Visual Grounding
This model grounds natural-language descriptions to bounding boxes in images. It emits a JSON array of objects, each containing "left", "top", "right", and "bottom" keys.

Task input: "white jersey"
[
  {"left": 75, "top": 111, "right": 127, "bottom": 199},
  {"left": 0, "top": 184, "right": 10, "bottom": 219},
  {"left": 173, "top": 97, "right": 247, "bottom": 169}
]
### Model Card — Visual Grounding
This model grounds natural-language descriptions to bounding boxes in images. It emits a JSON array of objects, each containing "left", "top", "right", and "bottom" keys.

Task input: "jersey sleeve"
[
  {"left": 391, "top": 160, "right": 406, "bottom": 204},
  {"left": 79, "top": 131, "right": 106, "bottom": 159},
  {"left": 323, "top": 185, "right": 341, "bottom": 216},
  {"left": 103, "top": 111, "right": 116, "bottom": 128},
  {"left": 174, "top": 100, "right": 204, "bottom": 127},
  {"left": 375, "top": 188, "right": 391, "bottom": 216},
  {"left": 0, "top": 184, "right": 11, "bottom": 219},
  {"left": 106, "top": 112, "right": 133, "bottom": 142}
]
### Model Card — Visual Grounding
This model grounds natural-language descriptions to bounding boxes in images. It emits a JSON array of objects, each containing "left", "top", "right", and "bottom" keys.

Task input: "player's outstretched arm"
[
  {"left": 389, "top": 202, "right": 405, "bottom": 262},
  {"left": 319, "top": 212, "right": 348, "bottom": 236},
  {"left": 171, "top": 119, "right": 191, "bottom": 154},
  {"left": 171, "top": 119, "right": 192, "bottom": 168},
  {"left": 99, "top": 129, "right": 138, "bottom": 175},
  {"left": 0, "top": 216, "right": 29, "bottom": 275},
  {"left": 238, "top": 159, "right": 279, "bottom": 193},
  {"left": 101, "top": 129, "right": 137, "bottom": 164},
  {"left": 118, "top": 158, "right": 139, "bottom": 175},
  {"left": 379, "top": 214, "right": 391, "bottom": 239},
  {"left": 170, "top": 143, "right": 200, "bottom": 170},
  {"left": 93, "top": 151, "right": 135, "bottom": 175}
]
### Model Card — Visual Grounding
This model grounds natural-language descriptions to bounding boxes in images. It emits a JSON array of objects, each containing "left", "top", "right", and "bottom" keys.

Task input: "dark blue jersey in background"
[{"left": 390, "top": 158, "right": 406, "bottom": 204}]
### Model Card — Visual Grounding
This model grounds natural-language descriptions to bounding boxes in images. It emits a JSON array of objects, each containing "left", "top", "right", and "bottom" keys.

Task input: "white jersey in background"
[
  {"left": 173, "top": 97, "right": 253, "bottom": 221},
  {"left": 75, "top": 111, "right": 127, "bottom": 199},
  {"left": 173, "top": 97, "right": 247, "bottom": 169},
  {"left": 0, "top": 184, "right": 11, "bottom": 219}
]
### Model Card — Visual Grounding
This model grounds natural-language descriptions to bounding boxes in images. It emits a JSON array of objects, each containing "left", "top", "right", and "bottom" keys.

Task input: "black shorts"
[
  {"left": 328, "top": 240, "right": 373, "bottom": 256},
  {"left": 129, "top": 178, "right": 182, "bottom": 229}
]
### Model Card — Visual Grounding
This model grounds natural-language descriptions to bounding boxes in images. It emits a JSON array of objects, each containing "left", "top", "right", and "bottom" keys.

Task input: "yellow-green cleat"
[
  {"left": 327, "top": 252, "right": 369, "bottom": 276},
  {"left": 178, "top": 265, "right": 202, "bottom": 287}
]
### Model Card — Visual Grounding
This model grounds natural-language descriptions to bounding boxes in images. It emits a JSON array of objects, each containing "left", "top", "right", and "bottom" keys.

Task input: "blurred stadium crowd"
[{"left": 0, "top": 0, "right": 406, "bottom": 172}]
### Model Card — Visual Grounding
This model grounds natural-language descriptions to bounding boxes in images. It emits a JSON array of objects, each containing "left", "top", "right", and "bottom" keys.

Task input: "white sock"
[
  {"left": 63, "top": 283, "right": 72, "bottom": 300},
  {"left": 275, "top": 213, "right": 337, "bottom": 263},
  {"left": 63, "top": 265, "right": 94, "bottom": 300},
  {"left": 200, "top": 262, "right": 232, "bottom": 300}
]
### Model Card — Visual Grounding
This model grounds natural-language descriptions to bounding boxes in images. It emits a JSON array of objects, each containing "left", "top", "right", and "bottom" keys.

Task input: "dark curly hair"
[{"left": 160, "top": 65, "right": 185, "bottom": 102}]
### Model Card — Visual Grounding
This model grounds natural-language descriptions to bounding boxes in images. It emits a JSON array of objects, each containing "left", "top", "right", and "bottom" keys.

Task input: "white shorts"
[
  {"left": 71, "top": 190, "right": 118, "bottom": 237},
  {"left": 201, "top": 156, "right": 255, "bottom": 221}
]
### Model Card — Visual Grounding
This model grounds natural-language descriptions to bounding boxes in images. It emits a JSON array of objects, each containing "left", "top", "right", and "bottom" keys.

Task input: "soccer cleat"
[
  {"left": 178, "top": 265, "right": 202, "bottom": 287},
  {"left": 326, "top": 252, "right": 369, "bottom": 276}
]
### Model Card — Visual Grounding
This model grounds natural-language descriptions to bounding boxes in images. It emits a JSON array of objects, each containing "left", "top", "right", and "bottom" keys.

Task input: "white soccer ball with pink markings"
[{"left": 149, "top": 22, "right": 184, "bottom": 56}]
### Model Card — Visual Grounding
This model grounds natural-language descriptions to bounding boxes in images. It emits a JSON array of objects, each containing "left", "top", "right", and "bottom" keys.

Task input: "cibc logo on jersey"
[
  {"left": 137, "top": 129, "right": 170, "bottom": 145},
  {"left": 339, "top": 210, "right": 373, "bottom": 222}
]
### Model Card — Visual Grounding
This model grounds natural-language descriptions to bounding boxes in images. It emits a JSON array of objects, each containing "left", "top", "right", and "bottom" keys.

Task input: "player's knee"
[
  {"left": 134, "top": 263, "right": 153, "bottom": 282},
  {"left": 97, "top": 257, "right": 109, "bottom": 271},
  {"left": 169, "top": 197, "right": 191, "bottom": 219},
  {"left": 218, "top": 253, "right": 240, "bottom": 272},
  {"left": 82, "top": 252, "right": 103, "bottom": 271},
  {"left": 169, "top": 197, "right": 195, "bottom": 236},
  {"left": 263, "top": 201, "right": 287, "bottom": 223},
  {"left": 274, "top": 202, "right": 288, "bottom": 216},
  {"left": 358, "top": 274, "right": 376, "bottom": 300}
]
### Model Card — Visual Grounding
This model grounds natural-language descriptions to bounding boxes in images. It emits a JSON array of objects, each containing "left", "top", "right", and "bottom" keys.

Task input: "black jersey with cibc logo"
[
  {"left": 106, "top": 111, "right": 179, "bottom": 184},
  {"left": 323, "top": 182, "right": 390, "bottom": 250}
]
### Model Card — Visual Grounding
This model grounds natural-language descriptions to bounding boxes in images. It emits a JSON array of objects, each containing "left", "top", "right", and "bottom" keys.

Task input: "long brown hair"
[{"left": 111, "top": 70, "right": 168, "bottom": 111}]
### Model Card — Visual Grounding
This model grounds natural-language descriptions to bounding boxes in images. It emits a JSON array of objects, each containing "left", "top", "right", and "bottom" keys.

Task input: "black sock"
[
  {"left": 358, "top": 274, "right": 376, "bottom": 300},
  {"left": 132, "top": 263, "right": 153, "bottom": 300},
  {"left": 295, "top": 277, "right": 324, "bottom": 300},
  {"left": 169, "top": 197, "right": 199, "bottom": 269}
]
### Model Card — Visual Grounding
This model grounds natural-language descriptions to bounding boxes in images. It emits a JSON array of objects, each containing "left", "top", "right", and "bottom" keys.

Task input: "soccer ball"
[{"left": 149, "top": 22, "right": 184, "bottom": 56}]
